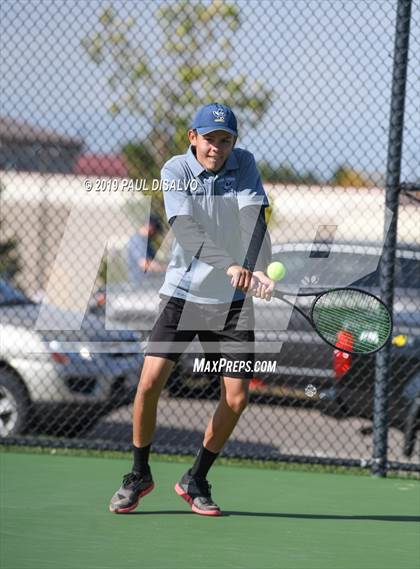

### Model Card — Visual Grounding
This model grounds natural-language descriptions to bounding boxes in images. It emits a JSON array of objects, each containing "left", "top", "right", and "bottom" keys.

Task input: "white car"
[{"left": 0, "top": 279, "right": 144, "bottom": 437}]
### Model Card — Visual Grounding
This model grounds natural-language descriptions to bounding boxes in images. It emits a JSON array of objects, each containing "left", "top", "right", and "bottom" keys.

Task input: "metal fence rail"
[{"left": 0, "top": 0, "right": 419, "bottom": 474}]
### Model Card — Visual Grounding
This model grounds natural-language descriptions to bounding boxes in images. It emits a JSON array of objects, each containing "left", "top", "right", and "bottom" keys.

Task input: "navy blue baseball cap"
[{"left": 192, "top": 103, "right": 238, "bottom": 136}]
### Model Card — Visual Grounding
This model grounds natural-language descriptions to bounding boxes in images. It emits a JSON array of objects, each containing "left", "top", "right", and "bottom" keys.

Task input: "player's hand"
[
  {"left": 226, "top": 264, "right": 253, "bottom": 292},
  {"left": 251, "top": 271, "right": 274, "bottom": 301}
]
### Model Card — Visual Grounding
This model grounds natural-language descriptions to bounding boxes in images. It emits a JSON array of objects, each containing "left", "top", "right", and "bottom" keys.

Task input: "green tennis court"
[{"left": 1, "top": 451, "right": 419, "bottom": 569}]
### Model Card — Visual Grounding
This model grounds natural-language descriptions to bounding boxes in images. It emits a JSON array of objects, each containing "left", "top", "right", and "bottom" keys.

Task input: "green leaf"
[
  {"left": 110, "top": 32, "right": 125, "bottom": 45},
  {"left": 109, "top": 102, "right": 120, "bottom": 115},
  {"left": 99, "top": 8, "right": 114, "bottom": 27},
  {"left": 132, "top": 61, "right": 149, "bottom": 79}
]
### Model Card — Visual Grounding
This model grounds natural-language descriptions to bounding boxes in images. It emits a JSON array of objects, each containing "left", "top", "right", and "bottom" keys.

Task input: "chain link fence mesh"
[{"left": 0, "top": 1, "right": 419, "bottom": 472}]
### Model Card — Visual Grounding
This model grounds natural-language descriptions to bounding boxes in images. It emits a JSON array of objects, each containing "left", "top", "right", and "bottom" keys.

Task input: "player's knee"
[
  {"left": 137, "top": 375, "right": 163, "bottom": 399},
  {"left": 226, "top": 392, "right": 248, "bottom": 415},
  {"left": 136, "top": 357, "right": 173, "bottom": 399}
]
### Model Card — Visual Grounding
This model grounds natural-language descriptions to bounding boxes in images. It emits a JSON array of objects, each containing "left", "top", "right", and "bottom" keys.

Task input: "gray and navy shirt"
[{"left": 159, "top": 146, "right": 270, "bottom": 304}]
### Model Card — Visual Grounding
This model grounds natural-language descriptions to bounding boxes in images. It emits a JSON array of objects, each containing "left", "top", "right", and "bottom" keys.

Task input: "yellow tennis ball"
[{"left": 267, "top": 261, "right": 286, "bottom": 281}]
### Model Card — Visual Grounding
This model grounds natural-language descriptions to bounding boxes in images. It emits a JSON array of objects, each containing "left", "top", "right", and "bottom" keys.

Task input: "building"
[
  {"left": 74, "top": 154, "right": 129, "bottom": 177},
  {"left": 0, "top": 116, "right": 83, "bottom": 173}
]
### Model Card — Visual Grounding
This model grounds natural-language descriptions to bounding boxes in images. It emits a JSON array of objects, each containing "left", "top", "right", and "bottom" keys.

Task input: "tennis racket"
[{"left": 272, "top": 287, "right": 392, "bottom": 355}]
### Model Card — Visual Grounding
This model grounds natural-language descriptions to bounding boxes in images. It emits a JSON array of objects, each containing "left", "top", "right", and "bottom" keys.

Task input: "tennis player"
[{"left": 109, "top": 102, "right": 274, "bottom": 516}]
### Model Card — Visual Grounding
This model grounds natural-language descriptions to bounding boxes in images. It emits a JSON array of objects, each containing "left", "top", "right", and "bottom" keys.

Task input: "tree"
[
  {"left": 82, "top": 2, "right": 272, "bottom": 188},
  {"left": 330, "top": 165, "right": 373, "bottom": 188},
  {"left": 0, "top": 181, "right": 20, "bottom": 279},
  {"left": 258, "top": 160, "right": 320, "bottom": 185}
]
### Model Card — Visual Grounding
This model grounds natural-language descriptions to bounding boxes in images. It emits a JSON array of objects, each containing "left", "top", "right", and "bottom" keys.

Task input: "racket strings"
[{"left": 312, "top": 289, "right": 392, "bottom": 354}]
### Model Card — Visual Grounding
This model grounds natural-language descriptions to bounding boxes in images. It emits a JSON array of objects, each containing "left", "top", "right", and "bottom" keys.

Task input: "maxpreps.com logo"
[{"left": 212, "top": 108, "right": 226, "bottom": 123}]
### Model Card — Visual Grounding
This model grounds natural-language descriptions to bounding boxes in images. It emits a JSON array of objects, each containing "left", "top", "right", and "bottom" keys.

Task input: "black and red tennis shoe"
[
  {"left": 174, "top": 470, "right": 221, "bottom": 516},
  {"left": 109, "top": 470, "right": 154, "bottom": 514}
]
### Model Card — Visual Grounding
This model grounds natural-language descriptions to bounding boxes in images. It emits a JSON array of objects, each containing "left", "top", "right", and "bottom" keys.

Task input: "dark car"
[
  {"left": 319, "top": 248, "right": 420, "bottom": 457},
  {"left": 169, "top": 241, "right": 420, "bottom": 441},
  {"left": 0, "top": 279, "right": 144, "bottom": 437}
]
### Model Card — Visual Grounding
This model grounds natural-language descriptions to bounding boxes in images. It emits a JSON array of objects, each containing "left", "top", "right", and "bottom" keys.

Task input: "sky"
[{"left": 1, "top": 0, "right": 419, "bottom": 182}]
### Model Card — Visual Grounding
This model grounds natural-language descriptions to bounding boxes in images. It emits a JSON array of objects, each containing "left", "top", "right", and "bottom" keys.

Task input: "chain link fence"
[{"left": 0, "top": 1, "right": 419, "bottom": 473}]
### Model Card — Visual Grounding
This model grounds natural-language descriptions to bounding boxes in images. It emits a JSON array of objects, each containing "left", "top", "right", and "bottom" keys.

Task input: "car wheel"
[{"left": 0, "top": 368, "right": 30, "bottom": 436}]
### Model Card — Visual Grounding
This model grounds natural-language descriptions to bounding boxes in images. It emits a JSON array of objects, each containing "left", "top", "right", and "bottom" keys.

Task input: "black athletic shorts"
[{"left": 145, "top": 295, "right": 255, "bottom": 379}]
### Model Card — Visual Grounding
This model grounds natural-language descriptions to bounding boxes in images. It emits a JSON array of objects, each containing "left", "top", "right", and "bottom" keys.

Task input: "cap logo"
[{"left": 212, "top": 108, "right": 226, "bottom": 123}]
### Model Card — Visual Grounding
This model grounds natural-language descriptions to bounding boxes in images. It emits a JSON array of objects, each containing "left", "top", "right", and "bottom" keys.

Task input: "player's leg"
[
  {"left": 110, "top": 296, "right": 194, "bottom": 514},
  {"left": 109, "top": 355, "right": 175, "bottom": 514},
  {"left": 201, "top": 297, "right": 254, "bottom": 453},
  {"left": 174, "top": 376, "right": 250, "bottom": 516},
  {"left": 203, "top": 375, "right": 250, "bottom": 453},
  {"left": 132, "top": 355, "right": 175, "bottom": 449},
  {"left": 175, "top": 298, "right": 254, "bottom": 516},
  {"left": 129, "top": 355, "right": 175, "bottom": 478}
]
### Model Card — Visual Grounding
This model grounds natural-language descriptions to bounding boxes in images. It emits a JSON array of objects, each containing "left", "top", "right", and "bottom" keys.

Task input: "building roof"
[
  {"left": 73, "top": 154, "right": 129, "bottom": 177},
  {"left": 0, "top": 116, "right": 83, "bottom": 147}
]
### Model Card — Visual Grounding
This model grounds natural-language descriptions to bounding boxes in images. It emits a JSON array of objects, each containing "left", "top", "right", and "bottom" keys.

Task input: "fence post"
[{"left": 372, "top": 0, "right": 412, "bottom": 477}]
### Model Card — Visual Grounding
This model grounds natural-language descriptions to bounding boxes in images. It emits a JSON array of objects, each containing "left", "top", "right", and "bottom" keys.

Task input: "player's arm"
[
  {"left": 236, "top": 153, "right": 274, "bottom": 300},
  {"left": 239, "top": 205, "right": 273, "bottom": 300},
  {"left": 239, "top": 205, "right": 272, "bottom": 272}
]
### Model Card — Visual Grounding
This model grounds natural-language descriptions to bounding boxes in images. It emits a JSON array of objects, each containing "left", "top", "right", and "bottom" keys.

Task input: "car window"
[
  {"left": 353, "top": 257, "right": 420, "bottom": 289},
  {"left": 351, "top": 269, "right": 379, "bottom": 287},
  {"left": 271, "top": 250, "right": 381, "bottom": 288},
  {"left": 394, "top": 257, "right": 420, "bottom": 289},
  {"left": 272, "top": 249, "right": 420, "bottom": 289}
]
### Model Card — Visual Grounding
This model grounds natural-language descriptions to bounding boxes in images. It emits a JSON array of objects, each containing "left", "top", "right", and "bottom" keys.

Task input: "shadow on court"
[
  {"left": 223, "top": 512, "right": 420, "bottom": 522},
  {"left": 126, "top": 510, "right": 420, "bottom": 522}
]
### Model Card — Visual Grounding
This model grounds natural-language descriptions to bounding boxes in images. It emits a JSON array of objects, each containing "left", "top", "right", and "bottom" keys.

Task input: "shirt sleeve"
[
  {"left": 236, "top": 152, "right": 269, "bottom": 211},
  {"left": 161, "top": 165, "right": 193, "bottom": 220},
  {"left": 239, "top": 206, "right": 272, "bottom": 272},
  {"left": 162, "top": 163, "right": 238, "bottom": 270},
  {"left": 169, "top": 215, "right": 237, "bottom": 271}
]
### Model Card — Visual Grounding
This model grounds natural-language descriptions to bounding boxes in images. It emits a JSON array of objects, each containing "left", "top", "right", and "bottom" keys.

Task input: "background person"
[{"left": 127, "top": 215, "right": 166, "bottom": 286}]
